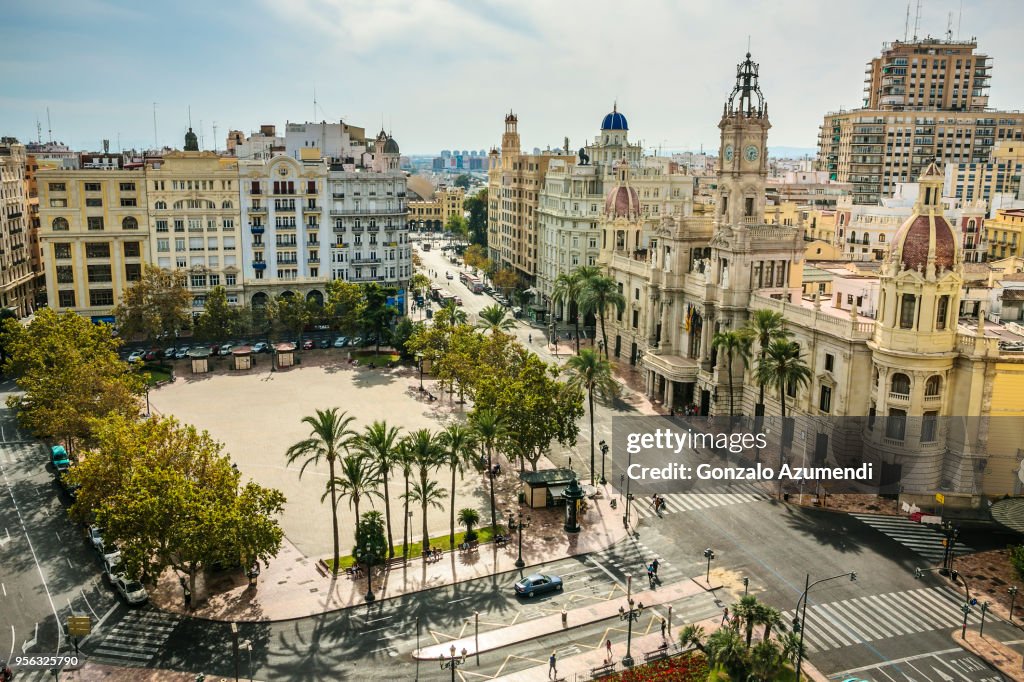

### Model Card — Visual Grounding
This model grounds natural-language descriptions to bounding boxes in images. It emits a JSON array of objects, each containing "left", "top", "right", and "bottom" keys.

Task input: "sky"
[{"left": 3, "top": 0, "right": 1024, "bottom": 156}]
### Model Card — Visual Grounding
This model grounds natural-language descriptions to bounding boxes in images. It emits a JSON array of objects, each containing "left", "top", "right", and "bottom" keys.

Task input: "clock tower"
[{"left": 717, "top": 52, "right": 770, "bottom": 228}]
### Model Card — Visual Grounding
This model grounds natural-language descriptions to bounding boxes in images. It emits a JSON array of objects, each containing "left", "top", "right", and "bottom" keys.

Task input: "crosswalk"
[
  {"left": 86, "top": 608, "right": 180, "bottom": 665},
  {"left": 782, "top": 586, "right": 981, "bottom": 654},
  {"left": 850, "top": 513, "right": 974, "bottom": 564},
  {"left": 631, "top": 483, "right": 771, "bottom": 520},
  {"left": 591, "top": 539, "right": 685, "bottom": 587}
]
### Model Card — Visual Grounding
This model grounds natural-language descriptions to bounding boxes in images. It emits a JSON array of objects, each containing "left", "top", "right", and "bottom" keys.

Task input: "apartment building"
[
  {"left": 407, "top": 184, "right": 464, "bottom": 231},
  {"left": 943, "top": 140, "right": 1024, "bottom": 204},
  {"left": 986, "top": 208, "right": 1024, "bottom": 260},
  {"left": 0, "top": 139, "right": 38, "bottom": 316}
]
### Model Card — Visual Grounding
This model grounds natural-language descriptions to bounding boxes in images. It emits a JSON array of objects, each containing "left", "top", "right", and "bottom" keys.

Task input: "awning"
[{"left": 548, "top": 484, "right": 568, "bottom": 498}]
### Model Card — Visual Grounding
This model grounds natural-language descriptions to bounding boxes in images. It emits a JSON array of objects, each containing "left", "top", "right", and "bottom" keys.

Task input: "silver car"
[{"left": 113, "top": 576, "right": 148, "bottom": 605}]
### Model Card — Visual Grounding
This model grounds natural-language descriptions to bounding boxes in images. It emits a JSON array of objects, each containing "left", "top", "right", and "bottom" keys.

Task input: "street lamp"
[
  {"left": 743, "top": 577, "right": 749, "bottom": 596},
  {"left": 507, "top": 509, "right": 531, "bottom": 569},
  {"left": 439, "top": 645, "right": 468, "bottom": 682},
  {"left": 703, "top": 548, "right": 715, "bottom": 583},
  {"left": 940, "top": 521, "right": 960, "bottom": 574},
  {"left": 599, "top": 440, "right": 609, "bottom": 485},
  {"left": 979, "top": 600, "right": 990, "bottom": 637},
  {"left": 415, "top": 351, "right": 424, "bottom": 391},
  {"left": 793, "top": 571, "right": 857, "bottom": 681},
  {"left": 618, "top": 574, "right": 645, "bottom": 668},
  {"left": 1009, "top": 586, "right": 1018, "bottom": 620},
  {"left": 230, "top": 623, "right": 240, "bottom": 682}
]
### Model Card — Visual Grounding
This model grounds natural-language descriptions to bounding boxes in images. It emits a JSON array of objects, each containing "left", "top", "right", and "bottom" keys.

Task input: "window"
[
  {"left": 56, "top": 265, "right": 74, "bottom": 284},
  {"left": 84, "top": 182, "right": 101, "bottom": 192},
  {"left": 632, "top": 310, "right": 639, "bottom": 328},
  {"left": 157, "top": 239, "right": 169, "bottom": 252},
  {"left": 824, "top": 353, "right": 835, "bottom": 372},
  {"left": 86, "top": 198, "right": 103, "bottom": 207},
  {"left": 52, "top": 217, "right": 69, "bottom": 231},
  {"left": 124, "top": 241, "right": 141, "bottom": 257},
  {"left": 885, "top": 408, "right": 907, "bottom": 440},
  {"left": 818, "top": 386, "right": 832, "bottom": 413},
  {"left": 48, "top": 182, "right": 66, "bottom": 192},
  {"left": 175, "top": 238, "right": 185, "bottom": 251},
  {"left": 88, "top": 289, "right": 114, "bottom": 307},
  {"left": 891, "top": 373, "right": 911, "bottom": 395},
  {"left": 87, "top": 216, "right": 104, "bottom": 231},
  {"left": 155, "top": 201, "right": 167, "bottom": 210},
  {"left": 899, "top": 294, "right": 916, "bottom": 329},
  {"left": 226, "top": 274, "right": 236, "bottom": 286},
  {"left": 121, "top": 198, "right": 138, "bottom": 207},
  {"left": 209, "top": 274, "right": 220, "bottom": 286},
  {"left": 936, "top": 295, "right": 949, "bottom": 330},
  {"left": 87, "top": 264, "right": 112, "bottom": 283},
  {"left": 190, "top": 274, "right": 206, "bottom": 288},
  {"left": 122, "top": 216, "right": 138, "bottom": 230},
  {"left": 54, "top": 243, "right": 72, "bottom": 259},
  {"left": 174, "top": 219, "right": 184, "bottom": 232},
  {"left": 176, "top": 257, "right": 186, "bottom": 268},
  {"left": 125, "top": 263, "right": 142, "bottom": 281},
  {"left": 921, "top": 411, "right": 938, "bottom": 442},
  {"left": 925, "top": 375, "right": 942, "bottom": 397},
  {"left": 119, "top": 182, "right": 135, "bottom": 192},
  {"left": 50, "top": 198, "right": 67, "bottom": 207},
  {"left": 85, "top": 242, "right": 110, "bottom": 258},
  {"left": 57, "top": 289, "right": 76, "bottom": 308},
  {"left": 786, "top": 380, "right": 797, "bottom": 399},
  {"left": 744, "top": 197, "right": 755, "bottom": 217}
]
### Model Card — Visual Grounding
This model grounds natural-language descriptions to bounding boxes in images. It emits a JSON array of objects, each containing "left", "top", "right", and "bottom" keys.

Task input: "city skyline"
[{"left": 5, "top": 0, "right": 1024, "bottom": 155}]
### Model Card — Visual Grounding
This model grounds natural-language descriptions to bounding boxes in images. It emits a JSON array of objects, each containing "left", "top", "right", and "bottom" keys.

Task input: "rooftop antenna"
[
  {"left": 747, "top": 35, "right": 751, "bottom": 53},
  {"left": 212, "top": 121, "right": 218, "bottom": 153},
  {"left": 904, "top": 0, "right": 910, "bottom": 41},
  {"left": 152, "top": 102, "right": 158, "bottom": 150},
  {"left": 313, "top": 86, "right": 317, "bottom": 123},
  {"left": 946, "top": 12, "right": 953, "bottom": 41},
  {"left": 36, "top": 118, "right": 42, "bottom": 144},
  {"left": 912, "top": 0, "right": 921, "bottom": 41},
  {"left": 199, "top": 120, "right": 204, "bottom": 149},
  {"left": 957, "top": 0, "right": 963, "bottom": 39},
  {"left": 47, "top": 107, "right": 52, "bottom": 144},
  {"left": 117, "top": 133, "right": 121, "bottom": 153}
]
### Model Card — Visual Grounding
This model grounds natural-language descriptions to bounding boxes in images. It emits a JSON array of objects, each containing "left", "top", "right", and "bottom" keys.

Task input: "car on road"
[
  {"left": 127, "top": 350, "right": 145, "bottom": 363},
  {"left": 454, "top": 297, "right": 463, "bottom": 306},
  {"left": 333, "top": 336, "right": 348, "bottom": 348},
  {"left": 253, "top": 342, "right": 269, "bottom": 354},
  {"left": 50, "top": 445, "right": 71, "bottom": 473},
  {"left": 514, "top": 574, "right": 563, "bottom": 598},
  {"left": 446, "top": 272, "right": 454, "bottom": 280},
  {"left": 174, "top": 346, "right": 191, "bottom": 360},
  {"left": 318, "top": 338, "right": 331, "bottom": 349},
  {"left": 218, "top": 344, "right": 234, "bottom": 356},
  {"left": 112, "top": 575, "right": 148, "bottom": 605},
  {"left": 164, "top": 346, "right": 177, "bottom": 358},
  {"left": 102, "top": 555, "right": 126, "bottom": 583},
  {"left": 302, "top": 339, "right": 315, "bottom": 350},
  {"left": 86, "top": 525, "right": 104, "bottom": 552}
]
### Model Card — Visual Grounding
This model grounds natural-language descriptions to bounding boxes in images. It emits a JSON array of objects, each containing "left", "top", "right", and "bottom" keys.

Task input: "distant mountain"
[{"left": 768, "top": 146, "right": 818, "bottom": 159}]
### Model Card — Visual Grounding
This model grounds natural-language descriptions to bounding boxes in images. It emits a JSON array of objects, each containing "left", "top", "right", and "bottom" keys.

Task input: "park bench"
[
  {"left": 494, "top": 536, "right": 508, "bottom": 548},
  {"left": 459, "top": 540, "right": 479, "bottom": 553},
  {"left": 384, "top": 557, "right": 406, "bottom": 570},
  {"left": 643, "top": 645, "right": 669, "bottom": 663},
  {"left": 590, "top": 662, "right": 616, "bottom": 678}
]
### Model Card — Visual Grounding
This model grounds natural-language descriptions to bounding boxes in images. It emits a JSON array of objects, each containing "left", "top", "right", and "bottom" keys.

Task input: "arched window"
[
  {"left": 222, "top": 200, "right": 233, "bottom": 209},
  {"left": 967, "top": 219, "right": 975, "bottom": 229},
  {"left": 51, "top": 217, "right": 69, "bottom": 231},
  {"left": 891, "top": 373, "right": 911, "bottom": 396},
  {"left": 155, "top": 201, "right": 167, "bottom": 210},
  {"left": 122, "top": 216, "right": 138, "bottom": 230},
  {"left": 850, "top": 231, "right": 857, "bottom": 243},
  {"left": 878, "top": 234, "right": 886, "bottom": 243},
  {"left": 925, "top": 375, "right": 942, "bottom": 397}
]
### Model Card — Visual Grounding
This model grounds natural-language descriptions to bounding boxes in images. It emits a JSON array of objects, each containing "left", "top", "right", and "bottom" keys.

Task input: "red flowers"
[{"left": 605, "top": 652, "right": 709, "bottom": 681}]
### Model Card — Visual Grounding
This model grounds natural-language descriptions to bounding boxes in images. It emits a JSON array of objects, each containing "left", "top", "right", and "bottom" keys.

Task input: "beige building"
[
  {"left": 863, "top": 38, "right": 991, "bottom": 111},
  {"left": 407, "top": 184, "right": 465, "bottom": 232},
  {"left": 0, "top": 138, "right": 38, "bottom": 316},
  {"left": 986, "top": 208, "right": 1024, "bottom": 261},
  {"left": 944, "top": 140, "right": 1024, "bottom": 205}
]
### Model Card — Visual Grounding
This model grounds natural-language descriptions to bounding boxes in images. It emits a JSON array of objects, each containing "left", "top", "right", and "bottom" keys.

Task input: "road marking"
[
  {"left": 7, "top": 625, "right": 13, "bottom": 668},
  {"left": 448, "top": 596, "right": 473, "bottom": 604},
  {"left": 79, "top": 589, "right": 99, "bottom": 620},
  {"left": 0, "top": 527, "right": 10, "bottom": 547},
  {"left": 66, "top": 557, "right": 73, "bottom": 568},
  {"left": 834, "top": 647, "right": 965, "bottom": 676},
  {"left": 1, "top": 583, "right": 5, "bottom": 597},
  {"left": 22, "top": 622, "right": 37, "bottom": 653}
]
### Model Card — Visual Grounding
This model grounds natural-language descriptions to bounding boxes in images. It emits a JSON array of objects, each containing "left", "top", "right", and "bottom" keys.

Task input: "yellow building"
[
  {"left": 986, "top": 208, "right": 1024, "bottom": 260},
  {"left": 407, "top": 184, "right": 464, "bottom": 231},
  {"left": 38, "top": 167, "right": 150, "bottom": 321},
  {"left": 944, "top": 140, "right": 1024, "bottom": 204}
]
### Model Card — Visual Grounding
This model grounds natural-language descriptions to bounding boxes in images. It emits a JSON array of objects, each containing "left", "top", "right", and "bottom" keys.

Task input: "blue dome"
[{"left": 600, "top": 109, "right": 628, "bottom": 131}]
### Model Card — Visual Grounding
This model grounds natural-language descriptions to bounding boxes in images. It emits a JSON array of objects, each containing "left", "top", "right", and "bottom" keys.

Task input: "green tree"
[
  {"left": 268, "top": 294, "right": 313, "bottom": 353},
  {"left": 2, "top": 309, "right": 142, "bottom": 453},
  {"left": 778, "top": 630, "right": 804, "bottom": 666},
  {"left": 194, "top": 286, "right": 241, "bottom": 344},
  {"left": 325, "top": 453, "right": 381, "bottom": 535},
  {"left": 356, "top": 421, "right": 403, "bottom": 559},
  {"left": 439, "top": 424, "right": 477, "bottom": 548},
  {"left": 285, "top": 408, "right": 359, "bottom": 572},
  {"left": 404, "top": 429, "right": 446, "bottom": 551},
  {"left": 552, "top": 266, "right": 599, "bottom": 354},
  {"left": 733, "top": 594, "right": 761, "bottom": 648},
  {"left": 352, "top": 510, "right": 387, "bottom": 599},
  {"left": 410, "top": 273, "right": 431, "bottom": 298},
  {"left": 744, "top": 309, "right": 791, "bottom": 415},
  {"left": 361, "top": 283, "right": 398, "bottom": 354},
  {"left": 445, "top": 214, "right": 469, "bottom": 241},
  {"left": 580, "top": 274, "right": 626, "bottom": 360},
  {"left": 464, "top": 188, "right": 488, "bottom": 247},
  {"left": 679, "top": 624, "right": 706, "bottom": 652},
  {"left": 453, "top": 174, "right": 471, "bottom": 189},
  {"left": 705, "top": 626, "right": 749, "bottom": 677},
  {"left": 404, "top": 478, "right": 447, "bottom": 552},
  {"left": 463, "top": 244, "right": 486, "bottom": 271},
  {"left": 749, "top": 639, "right": 783, "bottom": 681},
  {"left": 325, "top": 279, "right": 366, "bottom": 335},
  {"left": 469, "top": 408, "right": 506, "bottom": 531},
  {"left": 712, "top": 330, "right": 751, "bottom": 418},
  {"left": 761, "top": 604, "right": 783, "bottom": 642},
  {"left": 565, "top": 349, "right": 619, "bottom": 485},
  {"left": 476, "top": 304, "right": 516, "bottom": 335},
  {"left": 113, "top": 265, "right": 192, "bottom": 346},
  {"left": 492, "top": 268, "right": 517, "bottom": 298},
  {"left": 391, "top": 318, "right": 417, "bottom": 360},
  {"left": 458, "top": 508, "right": 480, "bottom": 542},
  {"left": 396, "top": 439, "right": 415, "bottom": 559},
  {"left": 756, "top": 340, "right": 812, "bottom": 418}
]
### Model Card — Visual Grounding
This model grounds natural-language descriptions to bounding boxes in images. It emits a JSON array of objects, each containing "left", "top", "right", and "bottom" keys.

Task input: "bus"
[
  {"left": 421, "top": 241, "right": 431, "bottom": 251},
  {"left": 430, "top": 285, "right": 442, "bottom": 301},
  {"left": 466, "top": 276, "right": 484, "bottom": 294}
]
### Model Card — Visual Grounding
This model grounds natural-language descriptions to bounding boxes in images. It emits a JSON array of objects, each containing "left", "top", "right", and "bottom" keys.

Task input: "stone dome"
[
  {"left": 890, "top": 213, "right": 957, "bottom": 272},
  {"left": 600, "top": 105, "right": 628, "bottom": 131},
  {"left": 383, "top": 136, "right": 399, "bottom": 154},
  {"left": 605, "top": 185, "right": 640, "bottom": 219}
]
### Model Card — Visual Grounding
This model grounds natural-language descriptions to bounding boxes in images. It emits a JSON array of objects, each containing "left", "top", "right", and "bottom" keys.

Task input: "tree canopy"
[
  {"left": 325, "top": 279, "right": 366, "bottom": 334},
  {"left": 194, "top": 286, "right": 242, "bottom": 343},
  {"left": 113, "top": 265, "right": 192, "bottom": 345},
  {"left": 464, "top": 188, "right": 488, "bottom": 247}
]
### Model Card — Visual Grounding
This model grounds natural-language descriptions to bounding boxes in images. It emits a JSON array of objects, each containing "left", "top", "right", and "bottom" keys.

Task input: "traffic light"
[
  {"left": 792, "top": 617, "right": 801, "bottom": 633},
  {"left": 914, "top": 568, "right": 923, "bottom": 579},
  {"left": 850, "top": 572, "right": 857, "bottom": 582}
]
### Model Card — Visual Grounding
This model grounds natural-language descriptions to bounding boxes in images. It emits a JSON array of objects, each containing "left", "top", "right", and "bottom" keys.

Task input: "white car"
[
  {"left": 102, "top": 545, "right": 121, "bottom": 566},
  {"left": 127, "top": 351, "right": 145, "bottom": 363},
  {"left": 218, "top": 344, "right": 234, "bottom": 356},
  {"left": 87, "top": 526, "right": 104, "bottom": 552},
  {"left": 112, "top": 576, "right": 148, "bottom": 605},
  {"left": 102, "top": 555, "right": 126, "bottom": 583}
]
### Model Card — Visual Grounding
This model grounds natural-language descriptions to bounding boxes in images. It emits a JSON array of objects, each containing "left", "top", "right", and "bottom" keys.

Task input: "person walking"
[
  {"left": 548, "top": 650, "right": 557, "bottom": 679},
  {"left": 661, "top": 617, "right": 667, "bottom": 639},
  {"left": 651, "top": 558, "right": 660, "bottom": 577},
  {"left": 721, "top": 606, "right": 729, "bottom": 625},
  {"left": 528, "top": 333, "right": 532, "bottom": 344},
  {"left": 605, "top": 637, "right": 613, "bottom": 662}
]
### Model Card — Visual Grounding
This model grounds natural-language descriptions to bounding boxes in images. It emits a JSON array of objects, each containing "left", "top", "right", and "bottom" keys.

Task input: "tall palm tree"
[
  {"left": 439, "top": 424, "right": 477, "bottom": 548},
  {"left": 436, "top": 301, "right": 468, "bottom": 327},
  {"left": 323, "top": 453, "right": 381, "bottom": 529},
  {"left": 565, "top": 349, "right": 619, "bottom": 485},
  {"left": 355, "top": 421, "right": 403, "bottom": 558},
  {"left": 744, "top": 310, "right": 791, "bottom": 416},
  {"left": 749, "top": 639, "right": 783, "bottom": 681},
  {"left": 756, "top": 340, "right": 812, "bottom": 418},
  {"left": 469, "top": 408, "right": 506, "bottom": 531},
  {"left": 552, "top": 266, "right": 599, "bottom": 354},
  {"left": 761, "top": 605, "right": 783, "bottom": 642},
  {"left": 404, "top": 478, "right": 448, "bottom": 553},
  {"left": 580, "top": 274, "right": 626, "bottom": 360},
  {"left": 405, "top": 428, "right": 445, "bottom": 549},
  {"left": 678, "top": 624, "right": 706, "bottom": 652},
  {"left": 705, "top": 627, "right": 747, "bottom": 675},
  {"left": 395, "top": 438, "right": 415, "bottom": 559},
  {"left": 285, "top": 408, "right": 359, "bottom": 572},
  {"left": 711, "top": 330, "right": 751, "bottom": 418},
  {"left": 778, "top": 630, "right": 804, "bottom": 666},
  {"left": 733, "top": 594, "right": 761, "bottom": 648},
  {"left": 476, "top": 304, "right": 516, "bottom": 335}
]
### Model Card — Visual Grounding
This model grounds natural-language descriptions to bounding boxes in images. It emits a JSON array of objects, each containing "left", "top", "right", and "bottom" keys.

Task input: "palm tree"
[
  {"left": 469, "top": 408, "right": 506, "bottom": 531},
  {"left": 458, "top": 507, "right": 480, "bottom": 541},
  {"left": 733, "top": 594, "right": 761, "bottom": 648},
  {"left": 711, "top": 330, "right": 751, "bottom": 418},
  {"left": 396, "top": 438, "right": 415, "bottom": 559},
  {"left": 678, "top": 624, "right": 706, "bottom": 652},
  {"left": 323, "top": 453, "right": 381, "bottom": 528},
  {"left": 356, "top": 421, "right": 403, "bottom": 558},
  {"left": 476, "top": 304, "right": 516, "bottom": 335},
  {"left": 705, "top": 627, "right": 748, "bottom": 676},
  {"left": 552, "top": 266, "right": 599, "bottom": 354},
  {"left": 436, "top": 301, "right": 468, "bottom": 327},
  {"left": 404, "top": 478, "right": 448, "bottom": 553},
  {"left": 405, "top": 428, "right": 445, "bottom": 550},
  {"left": 565, "top": 349, "right": 619, "bottom": 485},
  {"left": 579, "top": 274, "right": 626, "bottom": 360},
  {"left": 756, "top": 340, "right": 812, "bottom": 418},
  {"left": 439, "top": 424, "right": 477, "bottom": 548},
  {"left": 749, "top": 639, "right": 783, "bottom": 681},
  {"left": 778, "top": 630, "right": 804, "bottom": 666},
  {"left": 744, "top": 310, "right": 791, "bottom": 416},
  {"left": 286, "top": 408, "right": 359, "bottom": 572},
  {"left": 761, "top": 605, "right": 783, "bottom": 643}
]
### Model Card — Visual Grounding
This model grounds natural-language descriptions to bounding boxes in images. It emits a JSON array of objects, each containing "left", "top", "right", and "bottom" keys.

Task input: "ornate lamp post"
[
  {"left": 599, "top": 440, "right": 609, "bottom": 485},
  {"left": 439, "top": 645, "right": 468, "bottom": 682},
  {"left": 1009, "top": 585, "right": 1018, "bottom": 620},
  {"left": 507, "top": 509, "right": 531, "bottom": 569},
  {"left": 618, "top": 574, "right": 644, "bottom": 668},
  {"left": 793, "top": 571, "right": 857, "bottom": 681}
]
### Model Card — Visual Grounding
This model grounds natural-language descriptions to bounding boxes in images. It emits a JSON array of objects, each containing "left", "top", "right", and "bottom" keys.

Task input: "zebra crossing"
[
  {"left": 631, "top": 483, "right": 771, "bottom": 520},
  {"left": 850, "top": 513, "right": 974, "bottom": 564},
  {"left": 591, "top": 539, "right": 685, "bottom": 586},
  {"left": 86, "top": 608, "right": 180, "bottom": 665},
  {"left": 782, "top": 586, "right": 981, "bottom": 654}
]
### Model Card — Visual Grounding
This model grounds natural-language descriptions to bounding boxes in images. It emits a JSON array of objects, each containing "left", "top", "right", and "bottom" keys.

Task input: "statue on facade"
[{"left": 578, "top": 147, "right": 590, "bottom": 165}]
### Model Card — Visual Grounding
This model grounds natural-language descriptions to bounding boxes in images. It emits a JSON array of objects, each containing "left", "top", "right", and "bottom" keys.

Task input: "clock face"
[
  {"left": 724, "top": 145, "right": 734, "bottom": 162},
  {"left": 745, "top": 145, "right": 760, "bottom": 162}
]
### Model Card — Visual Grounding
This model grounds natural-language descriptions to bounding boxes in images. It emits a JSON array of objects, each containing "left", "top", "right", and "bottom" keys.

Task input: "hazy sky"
[{"left": 4, "top": 0, "right": 1023, "bottom": 156}]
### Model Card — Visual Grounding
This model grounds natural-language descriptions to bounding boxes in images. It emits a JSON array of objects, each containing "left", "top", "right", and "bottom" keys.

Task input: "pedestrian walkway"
[
  {"left": 632, "top": 484, "right": 771, "bottom": 520},
  {"left": 850, "top": 513, "right": 974, "bottom": 564},
  {"left": 591, "top": 539, "right": 685, "bottom": 586},
  {"left": 781, "top": 586, "right": 982, "bottom": 654},
  {"left": 85, "top": 608, "right": 180, "bottom": 665}
]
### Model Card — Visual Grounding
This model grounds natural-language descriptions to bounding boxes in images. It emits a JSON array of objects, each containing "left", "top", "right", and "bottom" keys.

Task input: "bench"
[
  {"left": 590, "top": 662, "right": 616, "bottom": 678},
  {"left": 459, "top": 540, "right": 479, "bottom": 553},
  {"left": 384, "top": 557, "right": 406, "bottom": 569},
  {"left": 643, "top": 646, "right": 669, "bottom": 663},
  {"left": 494, "top": 536, "right": 508, "bottom": 548}
]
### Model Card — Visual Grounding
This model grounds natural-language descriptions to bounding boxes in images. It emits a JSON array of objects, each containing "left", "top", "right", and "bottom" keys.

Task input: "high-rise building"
[
  {"left": 943, "top": 140, "right": 1024, "bottom": 205},
  {"left": 818, "top": 37, "right": 1024, "bottom": 205},
  {"left": 0, "top": 138, "right": 39, "bottom": 316}
]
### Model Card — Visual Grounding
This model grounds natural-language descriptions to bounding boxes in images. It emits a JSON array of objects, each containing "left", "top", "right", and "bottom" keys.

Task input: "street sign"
[
  {"left": 970, "top": 598, "right": 978, "bottom": 606},
  {"left": 935, "top": 493, "right": 945, "bottom": 504},
  {"left": 67, "top": 615, "right": 91, "bottom": 637}
]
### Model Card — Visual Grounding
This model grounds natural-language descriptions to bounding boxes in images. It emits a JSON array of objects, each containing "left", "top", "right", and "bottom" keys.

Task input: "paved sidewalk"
[
  {"left": 958, "top": 627, "right": 1024, "bottom": 681},
  {"left": 47, "top": 663, "right": 250, "bottom": 682}
]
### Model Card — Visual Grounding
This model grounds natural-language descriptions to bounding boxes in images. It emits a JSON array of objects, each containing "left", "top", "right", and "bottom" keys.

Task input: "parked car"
[
  {"left": 302, "top": 339, "right": 315, "bottom": 350},
  {"left": 318, "top": 338, "right": 330, "bottom": 349},
  {"left": 514, "top": 574, "right": 563, "bottom": 598},
  {"left": 144, "top": 349, "right": 161, "bottom": 361},
  {"left": 454, "top": 297, "right": 463, "bottom": 306},
  {"left": 127, "top": 350, "right": 145, "bottom": 363},
  {"left": 102, "top": 555, "right": 126, "bottom": 583},
  {"left": 101, "top": 545, "right": 121, "bottom": 567},
  {"left": 174, "top": 347, "right": 191, "bottom": 360},
  {"left": 112, "top": 575, "right": 148, "bottom": 605},
  {"left": 218, "top": 344, "right": 234, "bottom": 356},
  {"left": 333, "top": 336, "right": 348, "bottom": 348},
  {"left": 50, "top": 445, "right": 71, "bottom": 473},
  {"left": 164, "top": 346, "right": 177, "bottom": 358},
  {"left": 252, "top": 342, "right": 269, "bottom": 354},
  {"left": 86, "top": 525, "right": 104, "bottom": 552},
  {"left": 350, "top": 337, "right": 363, "bottom": 347}
]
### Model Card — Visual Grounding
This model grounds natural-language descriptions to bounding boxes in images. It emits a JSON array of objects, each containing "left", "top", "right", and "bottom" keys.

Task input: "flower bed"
[{"left": 605, "top": 651, "right": 708, "bottom": 681}]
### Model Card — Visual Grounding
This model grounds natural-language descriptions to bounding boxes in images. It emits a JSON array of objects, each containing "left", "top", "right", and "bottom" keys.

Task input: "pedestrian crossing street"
[
  {"left": 86, "top": 608, "right": 180, "bottom": 665},
  {"left": 631, "top": 483, "right": 771, "bottom": 520},
  {"left": 0, "top": 441, "right": 43, "bottom": 464},
  {"left": 850, "top": 513, "right": 974, "bottom": 564},
  {"left": 591, "top": 539, "right": 685, "bottom": 586},
  {"left": 782, "top": 586, "right": 981, "bottom": 654}
]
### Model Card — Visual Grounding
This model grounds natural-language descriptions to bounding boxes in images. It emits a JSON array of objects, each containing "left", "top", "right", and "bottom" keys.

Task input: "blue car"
[{"left": 514, "top": 574, "right": 563, "bottom": 598}]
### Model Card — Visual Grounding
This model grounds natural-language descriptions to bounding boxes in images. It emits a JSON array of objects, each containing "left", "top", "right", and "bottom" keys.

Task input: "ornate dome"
[
  {"left": 383, "top": 136, "right": 399, "bottom": 154},
  {"left": 605, "top": 185, "right": 640, "bottom": 219},
  {"left": 890, "top": 213, "right": 957, "bottom": 272},
  {"left": 600, "top": 104, "right": 628, "bottom": 131}
]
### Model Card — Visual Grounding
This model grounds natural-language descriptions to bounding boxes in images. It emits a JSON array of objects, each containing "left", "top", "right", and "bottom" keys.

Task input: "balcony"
[
  {"left": 351, "top": 257, "right": 382, "bottom": 264},
  {"left": 249, "top": 205, "right": 267, "bottom": 214},
  {"left": 329, "top": 207, "right": 406, "bottom": 217},
  {"left": 308, "top": 257, "right": 320, "bottom": 264},
  {"left": 887, "top": 391, "right": 910, "bottom": 404},
  {"left": 6, "top": 211, "right": 23, "bottom": 220},
  {"left": 332, "top": 193, "right": 345, "bottom": 199},
  {"left": 253, "top": 262, "right": 267, "bottom": 270}
]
